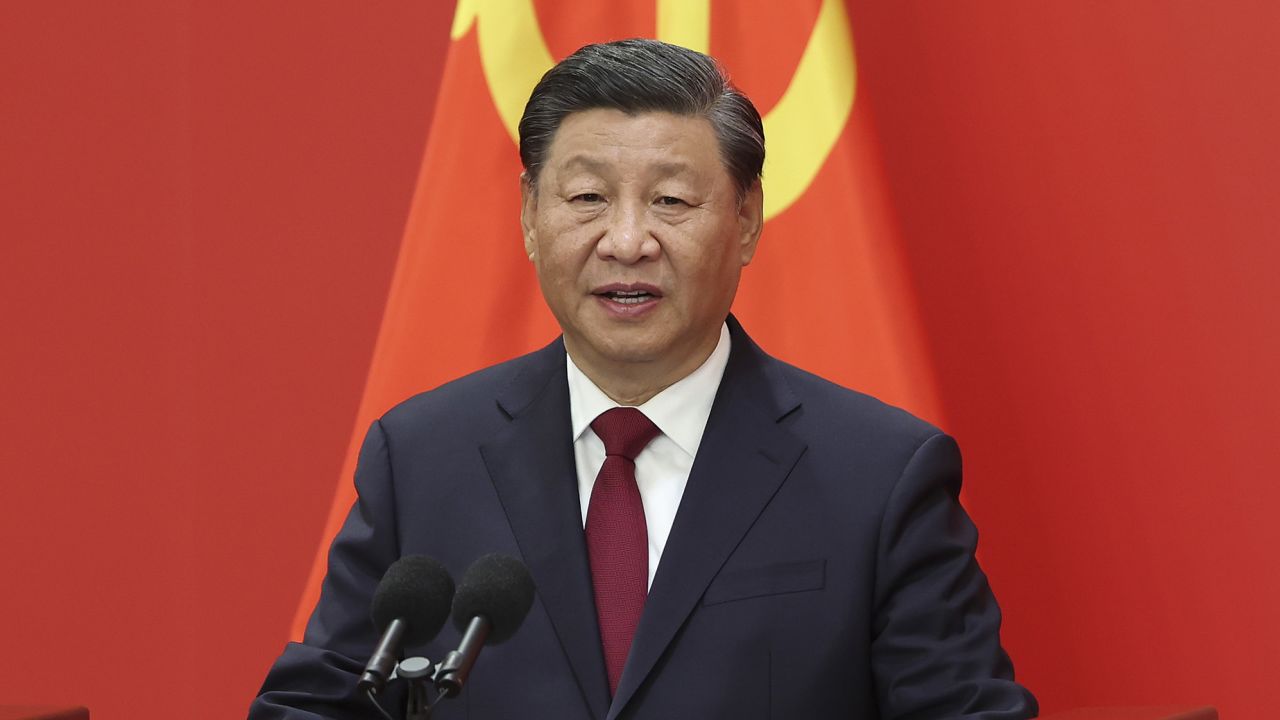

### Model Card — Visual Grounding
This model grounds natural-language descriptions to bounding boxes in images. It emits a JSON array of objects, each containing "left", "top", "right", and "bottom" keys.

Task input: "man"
[{"left": 251, "top": 39, "right": 1037, "bottom": 719}]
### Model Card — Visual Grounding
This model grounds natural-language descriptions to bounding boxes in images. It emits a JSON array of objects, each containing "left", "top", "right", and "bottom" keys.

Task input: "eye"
[
  {"left": 655, "top": 196, "right": 686, "bottom": 207},
  {"left": 571, "top": 192, "right": 603, "bottom": 203}
]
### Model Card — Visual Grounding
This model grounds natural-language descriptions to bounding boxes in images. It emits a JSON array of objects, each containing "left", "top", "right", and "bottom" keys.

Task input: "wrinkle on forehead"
[
  {"left": 557, "top": 154, "right": 699, "bottom": 179},
  {"left": 540, "top": 110, "right": 729, "bottom": 195}
]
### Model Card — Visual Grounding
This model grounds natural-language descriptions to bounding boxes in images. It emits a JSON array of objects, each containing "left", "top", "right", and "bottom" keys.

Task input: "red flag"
[{"left": 293, "top": 0, "right": 940, "bottom": 638}]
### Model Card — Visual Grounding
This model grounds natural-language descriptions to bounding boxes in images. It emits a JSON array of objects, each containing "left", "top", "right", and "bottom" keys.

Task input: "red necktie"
[{"left": 586, "top": 407, "right": 660, "bottom": 695}]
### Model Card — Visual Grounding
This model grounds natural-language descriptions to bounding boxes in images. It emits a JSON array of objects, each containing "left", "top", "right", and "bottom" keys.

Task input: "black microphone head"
[
  {"left": 451, "top": 553, "right": 536, "bottom": 644},
  {"left": 371, "top": 555, "right": 456, "bottom": 646}
]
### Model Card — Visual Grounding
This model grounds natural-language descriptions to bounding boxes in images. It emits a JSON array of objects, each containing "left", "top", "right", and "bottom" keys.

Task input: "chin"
[
  {"left": 575, "top": 328, "right": 671, "bottom": 366},
  {"left": 591, "top": 339, "right": 668, "bottom": 365}
]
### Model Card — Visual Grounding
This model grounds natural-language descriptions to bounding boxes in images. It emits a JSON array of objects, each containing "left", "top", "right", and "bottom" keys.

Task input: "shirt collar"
[{"left": 567, "top": 322, "right": 731, "bottom": 459}]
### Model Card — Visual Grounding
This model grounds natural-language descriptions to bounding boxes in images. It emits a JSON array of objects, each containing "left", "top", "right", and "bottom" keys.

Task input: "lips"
[
  {"left": 592, "top": 283, "right": 663, "bottom": 315},
  {"left": 602, "top": 289, "right": 654, "bottom": 304},
  {"left": 593, "top": 283, "right": 662, "bottom": 302}
]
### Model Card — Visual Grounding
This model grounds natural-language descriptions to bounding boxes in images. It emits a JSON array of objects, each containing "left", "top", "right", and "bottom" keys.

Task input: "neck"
[
  {"left": 589, "top": 376, "right": 672, "bottom": 406},
  {"left": 566, "top": 331, "right": 721, "bottom": 406}
]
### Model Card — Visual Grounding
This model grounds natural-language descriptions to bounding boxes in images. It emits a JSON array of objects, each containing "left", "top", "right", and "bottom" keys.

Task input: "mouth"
[
  {"left": 592, "top": 284, "right": 663, "bottom": 313},
  {"left": 601, "top": 290, "right": 656, "bottom": 304}
]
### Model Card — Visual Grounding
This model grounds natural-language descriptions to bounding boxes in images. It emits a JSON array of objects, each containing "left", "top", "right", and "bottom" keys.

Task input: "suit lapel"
[
  {"left": 608, "top": 320, "right": 807, "bottom": 718},
  {"left": 480, "top": 341, "right": 611, "bottom": 720}
]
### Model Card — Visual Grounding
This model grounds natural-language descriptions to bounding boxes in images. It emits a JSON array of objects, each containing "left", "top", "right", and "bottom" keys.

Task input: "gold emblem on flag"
[{"left": 451, "top": 0, "right": 856, "bottom": 220}]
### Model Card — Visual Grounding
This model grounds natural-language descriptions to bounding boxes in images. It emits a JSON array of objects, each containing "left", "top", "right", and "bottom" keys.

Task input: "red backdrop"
[{"left": 1, "top": 2, "right": 1276, "bottom": 719}]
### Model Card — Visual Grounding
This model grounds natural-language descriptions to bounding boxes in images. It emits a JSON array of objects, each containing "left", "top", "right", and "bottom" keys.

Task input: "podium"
[
  {"left": 0, "top": 710, "right": 88, "bottom": 720},
  {"left": 1043, "top": 709, "right": 1217, "bottom": 720},
  {"left": 0, "top": 704, "right": 1217, "bottom": 719}
]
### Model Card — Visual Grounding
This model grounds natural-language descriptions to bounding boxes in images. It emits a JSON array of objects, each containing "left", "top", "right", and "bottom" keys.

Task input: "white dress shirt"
[{"left": 566, "top": 322, "right": 731, "bottom": 589}]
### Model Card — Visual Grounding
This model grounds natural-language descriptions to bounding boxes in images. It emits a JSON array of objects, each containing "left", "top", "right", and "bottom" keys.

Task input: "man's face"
[{"left": 521, "top": 109, "right": 763, "bottom": 387}]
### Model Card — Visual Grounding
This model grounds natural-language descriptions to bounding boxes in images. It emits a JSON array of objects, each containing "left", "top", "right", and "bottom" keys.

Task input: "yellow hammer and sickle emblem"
[{"left": 451, "top": 0, "right": 856, "bottom": 220}]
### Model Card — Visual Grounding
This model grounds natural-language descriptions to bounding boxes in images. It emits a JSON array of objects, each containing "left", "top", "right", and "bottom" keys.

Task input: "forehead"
[{"left": 542, "top": 109, "right": 727, "bottom": 181}]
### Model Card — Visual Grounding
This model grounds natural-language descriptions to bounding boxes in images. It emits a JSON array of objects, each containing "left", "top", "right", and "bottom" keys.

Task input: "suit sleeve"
[
  {"left": 249, "top": 419, "right": 407, "bottom": 719},
  {"left": 871, "top": 433, "right": 1038, "bottom": 720}
]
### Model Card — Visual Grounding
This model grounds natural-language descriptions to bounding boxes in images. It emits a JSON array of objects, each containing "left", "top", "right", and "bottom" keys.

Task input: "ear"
[
  {"left": 737, "top": 180, "right": 764, "bottom": 266},
  {"left": 520, "top": 172, "right": 538, "bottom": 262}
]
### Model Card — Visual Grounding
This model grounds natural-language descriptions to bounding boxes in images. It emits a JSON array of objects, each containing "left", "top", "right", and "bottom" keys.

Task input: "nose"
[{"left": 596, "top": 201, "right": 659, "bottom": 264}]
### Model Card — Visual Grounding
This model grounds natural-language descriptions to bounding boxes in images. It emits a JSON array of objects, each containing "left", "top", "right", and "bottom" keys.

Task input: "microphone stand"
[
  {"left": 397, "top": 656, "right": 437, "bottom": 719},
  {"left": 395, "top": 616, "right": 492, "bottom": 717},
  {"left": 433, "top": 616, "right": 490, "bottom": 698}
]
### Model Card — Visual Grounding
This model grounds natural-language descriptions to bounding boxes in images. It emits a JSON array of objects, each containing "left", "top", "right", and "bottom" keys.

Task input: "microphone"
[
  {"left": 358, "top": 555, "right": 455, "bottom": 694},
  {"left": 434, "top": 553, "right": 536, "bottom": 698}
]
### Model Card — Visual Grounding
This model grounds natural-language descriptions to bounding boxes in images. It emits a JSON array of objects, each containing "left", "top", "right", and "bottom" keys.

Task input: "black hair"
[{"left": 518, "top": 38, "right": 765, "bottom": 200}]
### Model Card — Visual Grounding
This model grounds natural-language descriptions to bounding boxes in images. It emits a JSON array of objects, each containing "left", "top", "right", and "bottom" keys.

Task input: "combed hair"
[{"left": 518, "top": 38, "right": 765, "bottom": 200}]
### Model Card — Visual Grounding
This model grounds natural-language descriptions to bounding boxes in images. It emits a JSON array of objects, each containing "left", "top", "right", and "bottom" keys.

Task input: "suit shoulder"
[
  {"left": 772, "top": 358, "right": 944, "bottom": 447},
  {"left": 765, "top": 358, "right": 956, "bottom": 500},
  {"left": 377, "top": 345, "right": 556, "bottom": 433}
]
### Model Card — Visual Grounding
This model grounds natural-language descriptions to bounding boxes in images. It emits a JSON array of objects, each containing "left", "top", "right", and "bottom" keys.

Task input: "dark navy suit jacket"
[{"left": 251, "top": 318, "right": 1037, "bottom": 719}]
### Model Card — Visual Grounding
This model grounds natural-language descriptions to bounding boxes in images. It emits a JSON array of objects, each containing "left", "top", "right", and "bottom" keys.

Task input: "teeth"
[{"left": 605, "top": 290, "right": 652, "bottom": 304}]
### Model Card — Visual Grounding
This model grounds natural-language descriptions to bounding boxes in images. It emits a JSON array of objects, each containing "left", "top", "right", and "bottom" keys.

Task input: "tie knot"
[{"left": 591, "top": 407, "right": 660, "bottom": 461}]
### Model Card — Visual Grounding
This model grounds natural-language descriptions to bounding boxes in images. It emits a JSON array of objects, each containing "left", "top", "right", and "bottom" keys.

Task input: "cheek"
[
  {"left": 678, "top": 232, "right": 741, "bottom": 282},
  {"left": 533, "top": 230, "right": 592, "bottom": 285},
  {"left": 677, "top": 248, "right": 744, "bottom": 311},
  {"left": 535, "top": 209, "right": 590, "bottom": 249}
]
